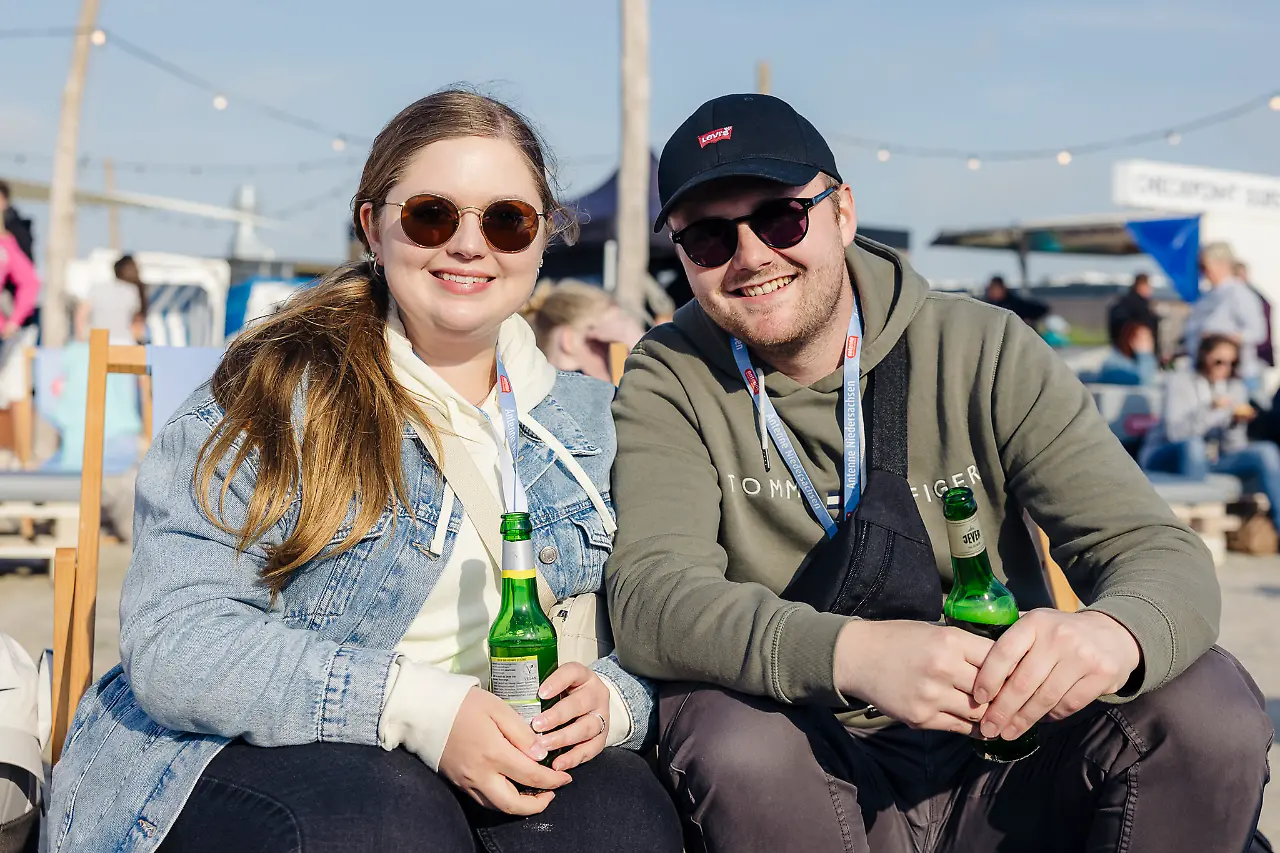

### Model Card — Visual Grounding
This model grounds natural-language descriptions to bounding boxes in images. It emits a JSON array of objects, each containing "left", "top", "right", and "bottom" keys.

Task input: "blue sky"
[{"left": 2, "top": 0, "right": 1278, "bottom": 284}]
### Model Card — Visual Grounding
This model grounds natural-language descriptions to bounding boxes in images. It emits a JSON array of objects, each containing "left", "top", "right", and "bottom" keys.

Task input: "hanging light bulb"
[
  {"left": 876, "top": 147, "right": 891, "bottom": 163},
  {"left": 90, "top": 29, "right": 107, "bottom": 46},
  {"left": 1056, "top": 150, "right": 1073, "bottom": 166},
  {"left": 1166, "top": 131, "right": 1182, "bottom": 146},
  {"left": 966, "top": 157, "right": 981, "bottom": 171},
  {"left": 1270, "top": 94, "right": 1280, "bottom": 111},
  {"left": 212, "top": 94, "right": 229, "bottom": 111},
  {"left": 332, "top": 137, "right": 347, "bottom": 152}
]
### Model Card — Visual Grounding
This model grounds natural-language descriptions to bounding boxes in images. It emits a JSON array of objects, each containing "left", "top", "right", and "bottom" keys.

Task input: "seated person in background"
[
  {"left": 1096, "top": 321, "right": 1158, "bottom": 386},
  {"left": 522, "top": 279, "right": 644, "bottom": 381},
  {"left": 1107, "top": 272, "right": 1159, "bottom": 351},
  {"left": 1141, "top": 334, "right": 1280, "bottom": 531},
  {"left": 982, "top": 274, "right": 1048, "bottom": 327},
  {"left": 1181, "top": 242, "right": 1266, "bottom": 396}
]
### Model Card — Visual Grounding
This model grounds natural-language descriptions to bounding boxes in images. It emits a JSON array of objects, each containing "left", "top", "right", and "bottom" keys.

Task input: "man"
[
  {"left": 606, "top": 94, "right": 1272, "bottom": 853},
  {"left": 1107, "top": 271, "right": 1160, "bottom": 350},
  {"left": 1183, "top": 243, "right": 1267, "bottom": 393},
  {"left": 981, "top": 274, "right": 1048, "bottom": 326}
]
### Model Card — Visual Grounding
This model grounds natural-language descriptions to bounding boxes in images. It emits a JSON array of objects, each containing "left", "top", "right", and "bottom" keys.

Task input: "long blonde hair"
[{"left": 196, "top": 89, "right": 574, "bottom": 598}]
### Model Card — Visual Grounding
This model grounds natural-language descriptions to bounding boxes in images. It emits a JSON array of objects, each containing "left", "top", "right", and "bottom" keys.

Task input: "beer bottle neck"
[
  {"left": 945, "top": 509, "right": 999, "bottom": 591},
  {"left": 952, "top": 548, "right": 997, "bottom": 589},
  {"left": 500, "top": 538, "right": 541, "bottom": 610}
]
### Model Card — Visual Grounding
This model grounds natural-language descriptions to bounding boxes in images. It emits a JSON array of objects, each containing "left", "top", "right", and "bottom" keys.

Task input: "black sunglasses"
[{"left": 669, "top": 185, "right": 838, "bottom": 268}]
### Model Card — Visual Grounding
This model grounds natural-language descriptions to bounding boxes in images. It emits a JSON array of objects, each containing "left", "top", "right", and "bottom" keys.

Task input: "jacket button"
[{"left": 539, "top": 546, "right": 559, "bottom": 564}]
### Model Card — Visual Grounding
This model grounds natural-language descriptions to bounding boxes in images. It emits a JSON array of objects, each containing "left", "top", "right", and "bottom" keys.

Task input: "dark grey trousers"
[{"left": 658, "top": 646, "right": 1273, "bottom": 853}]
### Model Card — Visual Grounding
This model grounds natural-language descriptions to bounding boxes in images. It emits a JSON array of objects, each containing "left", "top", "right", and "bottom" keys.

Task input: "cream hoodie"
[{"left": 378, "top": 307, "right": 630, "bottom": 770}]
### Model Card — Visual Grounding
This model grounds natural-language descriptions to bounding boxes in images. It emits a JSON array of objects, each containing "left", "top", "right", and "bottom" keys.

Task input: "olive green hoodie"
[{"left": 606, "top": 236, "right": 1219, "bottom": 709}]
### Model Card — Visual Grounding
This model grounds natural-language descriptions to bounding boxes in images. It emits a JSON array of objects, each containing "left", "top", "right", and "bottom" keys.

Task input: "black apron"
[{"left": 781, "top": 334, "right": 942, "bottom": 623}]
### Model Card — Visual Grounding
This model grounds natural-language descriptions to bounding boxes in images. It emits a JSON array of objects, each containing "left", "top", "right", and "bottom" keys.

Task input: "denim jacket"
[{"left": 48, "top": 371, "right": 654, "bottom": 853}]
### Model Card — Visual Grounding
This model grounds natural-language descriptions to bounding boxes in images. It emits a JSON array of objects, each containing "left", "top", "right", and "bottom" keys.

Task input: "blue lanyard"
[
  {"left": 730, "top": 308, "right": 863, "bottom": 539},
  {"left": 483, "top": 352, "right": 527, "bottom": 514}
]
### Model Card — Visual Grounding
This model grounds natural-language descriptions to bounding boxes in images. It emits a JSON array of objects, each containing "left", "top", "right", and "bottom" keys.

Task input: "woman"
[
  {"left": 521, "top": 280, "right": 644, "bottom": 381},
  {"left": 73, "top": 254, "right": 149, "bottom": 344},
  {"left": 0, "top": 224, "right": 38, "bottom": 465},
  {"left": 1140, "top": 334, "right": 1280, "bottom": 531},
  {"left": 49, "top": 90, "right": 681, "bottom": 853},
  {"left": 1095, "top": 321, "right": 1158, "bottom": 386}
]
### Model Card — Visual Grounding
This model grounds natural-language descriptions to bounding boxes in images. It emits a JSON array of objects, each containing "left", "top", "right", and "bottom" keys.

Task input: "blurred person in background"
[
  {"left": 74, "top": 254, "right": 149, "bottom": 344},
  {"left": 521, "top": 280, "right": 644, "bottom": 381},
  {"left": 0, "top": 183, "right": 33, "bottom": 265},
  {"left": 1235, "top": 260, "right": 1274, "bottom": 368},
  {"left": 1182, "top": 243, "right": 1266, "bottom": 395},
  {"left": 982, "top": 274, "right": 1048, "bottom": 326},
  {"left": 1107, "top": 272, "right": 1160, "bottom": 354},
  {"left": 1140, "top": 334, "right": 1280, "bottom": 532},
  {"left": 1096, "top": 321, "right": 1158, "bottom": 386},
  {"left": 0, "top": 211, "right": 40, "bottom": 469}
]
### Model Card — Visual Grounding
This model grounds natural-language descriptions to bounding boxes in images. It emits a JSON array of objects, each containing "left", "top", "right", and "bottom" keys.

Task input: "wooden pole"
[
  {"left": 615, "top": 0, "right": 650, "bottom": 318},
  {"left": 44, "top": 0, "right": 102, "bottom": 348},
  {"left": 756, "top": 60, "right": 771, "bottom": 95},
  {"left": 104, "top": 158, "right": 120, "bottom": 251}
]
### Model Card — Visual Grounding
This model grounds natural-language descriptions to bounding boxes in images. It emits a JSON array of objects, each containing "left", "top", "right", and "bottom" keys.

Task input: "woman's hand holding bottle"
[
  {"left": 438, "top": 687, "right": 571, "bottom": 815},
  {"left": 529, "top": 662, "right": 611, "bottom": 771}
]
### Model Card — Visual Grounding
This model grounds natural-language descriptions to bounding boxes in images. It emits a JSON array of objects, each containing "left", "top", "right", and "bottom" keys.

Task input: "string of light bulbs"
[
  {"left": 834, "top": 90, "right": 1280, "bottom": 170},
  {"left": 2, "top": 26, "right": 1274, "bottom": 174}
]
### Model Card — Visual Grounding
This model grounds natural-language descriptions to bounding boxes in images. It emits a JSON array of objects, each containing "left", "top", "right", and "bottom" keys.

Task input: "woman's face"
[
  {"left": 362, "top": 136, "right": 546, "bottom": 349},
  {"left": 1204, "top": 342, "right": 1239, "bottom": 382}
]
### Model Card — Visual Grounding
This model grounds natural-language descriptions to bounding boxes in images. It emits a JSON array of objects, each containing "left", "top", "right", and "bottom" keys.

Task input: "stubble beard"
[{"left": 707, "top": 246, "right": 849, "bottom": 363}]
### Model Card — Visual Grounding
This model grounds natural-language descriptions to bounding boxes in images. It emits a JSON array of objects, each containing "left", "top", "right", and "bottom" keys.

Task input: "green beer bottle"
[
  {"left": 488, "top": 512, "right": 560, "bottom": 751},
  {"left": 941, "top": 487, "right": 1039, "bottom": 763}
]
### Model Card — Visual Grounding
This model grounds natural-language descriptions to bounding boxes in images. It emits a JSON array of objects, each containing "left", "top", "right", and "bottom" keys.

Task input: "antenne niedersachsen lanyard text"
[
  {"left": 482, "top": 352, "right": 527, "bottom": 514},
  {"left": 730, "top": 306, "right": 863, "bottom": 539}
]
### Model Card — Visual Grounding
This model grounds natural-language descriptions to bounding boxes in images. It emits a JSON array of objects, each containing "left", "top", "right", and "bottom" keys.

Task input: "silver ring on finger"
[{"left": 590, "top": 711, "right": 607, "bottom": 738}]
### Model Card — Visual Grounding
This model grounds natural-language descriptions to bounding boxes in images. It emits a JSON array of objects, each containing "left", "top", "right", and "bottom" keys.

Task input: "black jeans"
[
  {"left": 659, "top": 646, "right": 1274, "bottom": 853},
  {"left": 158, "top": 741, "right": 682, "bottom": 853}
]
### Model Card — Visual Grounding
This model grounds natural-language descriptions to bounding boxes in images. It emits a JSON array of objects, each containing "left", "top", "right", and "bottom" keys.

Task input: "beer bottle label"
[
  {"left": 490, "top": 655, "right": 542, "bottom": 723},
  {"left": 946, "top": 516, "right": 985, "bottom": 558}
]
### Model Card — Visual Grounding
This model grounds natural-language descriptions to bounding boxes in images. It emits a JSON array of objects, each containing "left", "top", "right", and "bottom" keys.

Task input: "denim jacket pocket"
[
  {"left": 282, "top": 505, "right": 396, "bottom": 625},
  {"left": 530, "top": 495, "right": 613, "bottom": 600}
]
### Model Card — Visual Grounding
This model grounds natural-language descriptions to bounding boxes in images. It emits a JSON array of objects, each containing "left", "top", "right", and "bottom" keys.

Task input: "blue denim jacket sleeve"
[
  {"left": 590, "top": 653, "right": 656, "bottom": 751},
  {"left": 118, "top": 405, "right": 396, "bottom": 748}
]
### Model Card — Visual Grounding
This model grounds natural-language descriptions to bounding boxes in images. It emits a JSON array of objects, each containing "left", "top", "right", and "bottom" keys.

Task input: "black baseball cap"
[{"left": 654, "top": 94, "right": 842, "bottom": 232}]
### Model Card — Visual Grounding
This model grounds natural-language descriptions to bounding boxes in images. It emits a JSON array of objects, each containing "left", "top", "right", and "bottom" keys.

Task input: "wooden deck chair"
[{"left": 50, "top": 330, "right": 223, "bottom": 761}]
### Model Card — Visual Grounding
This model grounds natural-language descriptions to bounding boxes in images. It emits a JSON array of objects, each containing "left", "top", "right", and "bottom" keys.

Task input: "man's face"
[
  {"left": 1202, "top": 257, "right": 1232, "bottom": 285},
  {"left": 667, "top": 175, "right": 857, "bottom": 350},
  {"left": 1135, "top": 279, "right": 1153, "bottom": 299}
]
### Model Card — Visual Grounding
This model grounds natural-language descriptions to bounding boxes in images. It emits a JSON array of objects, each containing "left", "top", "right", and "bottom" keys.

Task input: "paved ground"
[{"left": 2, "top": 546, "right": 1278, "bottom": 839}]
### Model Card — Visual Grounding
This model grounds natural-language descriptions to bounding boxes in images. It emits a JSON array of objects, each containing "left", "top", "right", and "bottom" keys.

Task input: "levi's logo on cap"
[
  {"left": 845, "top": 336, "right": 860, "bottom": 359},
  {"left": 697, "top": 126, "right": 733, "bottom": 148},
  {"left": 499, "top": 376, "right": 512, "bottom": 394}
]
